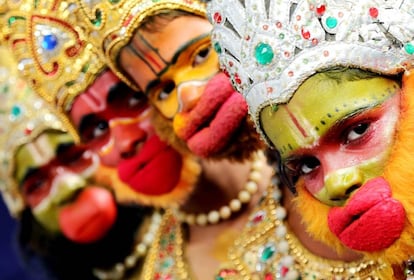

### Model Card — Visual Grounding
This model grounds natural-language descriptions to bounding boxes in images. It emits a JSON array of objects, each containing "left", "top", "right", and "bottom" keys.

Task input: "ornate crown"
[
  {"left": 77, "top": 0, "right": 207, "bottom": 90},
  {"left": 0, "top": 0, "right": 106, "bottom": 138},
  {"left": 209, "top": 0, "right": 414, "bottom": 139},
  {"left": 0, "top": 46, "right": 72, "bottom": 217}
]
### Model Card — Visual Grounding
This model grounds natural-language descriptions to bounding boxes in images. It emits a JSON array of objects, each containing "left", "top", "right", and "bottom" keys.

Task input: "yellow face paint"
[
  {"left": 260, "top": 71, "right": 401, "bottom": 205},
  {"left": 261, "top": 74, "right": 399, "bottom": 159}
]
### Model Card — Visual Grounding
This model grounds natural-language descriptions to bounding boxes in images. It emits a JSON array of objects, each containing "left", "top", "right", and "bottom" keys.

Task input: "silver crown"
[{"left": 209, "top": 0, "right": 414, "bottom": 138}]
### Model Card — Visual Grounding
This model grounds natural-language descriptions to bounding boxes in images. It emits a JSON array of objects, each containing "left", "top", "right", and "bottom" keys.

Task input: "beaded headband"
[
  {"left": 1, "top": 0, "right": 106, "bottom": 139},
  {"left": 0, "top": 46, "right": 71, "bottom": 217},
  {"left": 77, "top": 0, "right": 207, "bottom": 90},
  {"left": 209, "top": 0, "right": 414, "bottom": 141}
]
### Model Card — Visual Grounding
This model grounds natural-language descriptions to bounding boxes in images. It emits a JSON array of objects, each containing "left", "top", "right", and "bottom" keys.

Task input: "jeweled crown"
[
  {"left": 1, "top": 0, "right": 106, "bottom": 137},
  {"left": 77, "top": 0, "right": 207, "bottom": 90},
  {"left": 0, "top": 46, "right": 70, "bottom": 217},
  {"left": 209, "top": 0, "right": 414, "bottom": 137}
]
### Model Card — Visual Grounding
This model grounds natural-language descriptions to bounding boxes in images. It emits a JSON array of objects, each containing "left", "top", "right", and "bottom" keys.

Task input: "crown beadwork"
[
  {"left": 0, "top": 46, "right": 72, "bottom": 217},
  {"left": 0, "top": 0, "right": 106, "bottom": 138},
  {"left": 209, "top": 0, "right": 414, "bottom": 139},
  {"left": 77, "top": 0, "right": 207, "bottom": 90}
]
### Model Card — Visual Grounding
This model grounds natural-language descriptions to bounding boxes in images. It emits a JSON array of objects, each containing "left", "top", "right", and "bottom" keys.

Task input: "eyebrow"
[{"left": 143, "top": 32, "right": 211, "bottom": 95}]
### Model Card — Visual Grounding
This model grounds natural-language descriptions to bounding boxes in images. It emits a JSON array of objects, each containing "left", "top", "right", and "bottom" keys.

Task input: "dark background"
[{"left": 0, "top": 199, "right": 35, "bottom": 280}]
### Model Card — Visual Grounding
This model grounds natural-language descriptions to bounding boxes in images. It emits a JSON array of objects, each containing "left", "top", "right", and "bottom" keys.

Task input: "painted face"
[
  {"left": 14, "top": 130, "right": 117, "bottom": 243},
  {"left": 70, "top": 70, "right": 152, "bottom": 167},
  {"left": 119, "top": 15, "right": 249, "bottom": 158},
  {"left": 260, "top": 73, "right": 401, "bottom": 206},
  {"left": 70, "top": 70, "right": 186, "bottom": 197}
]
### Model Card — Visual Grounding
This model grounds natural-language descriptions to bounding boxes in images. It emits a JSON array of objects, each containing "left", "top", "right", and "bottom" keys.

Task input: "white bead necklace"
[
  {"left": 177, "top": 151, "right": 264, "bottom": 226},
  {"left": 93, "top": 211, "right": 162, "bottom": 280}
]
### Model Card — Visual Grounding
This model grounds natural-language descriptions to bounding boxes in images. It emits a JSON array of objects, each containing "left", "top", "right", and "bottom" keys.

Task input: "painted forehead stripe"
[{"left": 127, "top": 32, "right": 168, "bottom": 76}]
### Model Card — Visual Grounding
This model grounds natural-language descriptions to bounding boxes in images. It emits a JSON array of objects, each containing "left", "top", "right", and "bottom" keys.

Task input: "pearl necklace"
[
  {"left": 93, "top": 211, "right": 162, "bottom": 280},
  {"left": 177, "top": 151, "right": 264, "bottom": 226}
]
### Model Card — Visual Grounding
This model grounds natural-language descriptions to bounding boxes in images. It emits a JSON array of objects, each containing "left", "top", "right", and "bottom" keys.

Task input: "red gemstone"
[
  {"left": 265, "top": 273, "right": 274, "bottom": 280},
  {"left": 316, "top": 4, "right": 326, "bottom": 16},
  {"left": 123, "top": 14, "right": 134, "bottom": 27},
  {"left": 301, "top": 27, "right": 310, "bottom": 40},
  {"left": 214, "top": 12, "right": 222, "bottom": 24},
  {"left": 369, "top": 7, "right": 379, "bottom": 18},
  {"left": 276, "top": 21, "right": 282, "bottom": 28},
  {"left": 24, "top": 128, "right": 32, "bottom": 135},
  {"left": 218, "top": 268, "right": 238, "bottom": 276},
  {"left": 234, "top": 74, "right": 242, "bottom": 84},
  {"left": 281, "top": 266, "right": 289, "bottom": 277},
  {"left": 252, "top": 211, "right": 265, "bottom": 224}
]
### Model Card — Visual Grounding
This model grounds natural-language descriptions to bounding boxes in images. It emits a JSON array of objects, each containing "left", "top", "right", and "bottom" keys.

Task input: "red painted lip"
[
  {"left": 59, "top": 187, "right": 117, "bottom": 244},
  {"left": 177, "top": 73, "right": 247, "bottom": 157},
  {"left": 328, "top": 177, "right": 405, "bottom": 252},
  {"left": 117, "top": 135, "right": 182, "bottom": 195}
]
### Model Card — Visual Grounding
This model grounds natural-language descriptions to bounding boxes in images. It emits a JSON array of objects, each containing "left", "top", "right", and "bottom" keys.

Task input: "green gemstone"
[
  {"left": 161, "top": 257, "right": 173, "bottom": 269},
  {"left": 8, "top": 16, "right": 25, "bottom": 26},
  {"left": 215, "top": 277, "right": 224, "bottom": 280},
  {"left": 405, "top": 43, "right": 414, "bottom": 55},
  {"left": 11, "top": 105, "right": 21, "bottom": 117},
  {"left": 260, "top": 244, "right": 276, "bottom": 262},
  {"left": 271, "top": 104, "right": 279, "bottom": 112},
  {"left": 214, "top": 42, "right": 222, "bottom": 54},
  {"left": 279, "top": 33, "right": 285, "bottom": 40},
  {"left": 92, "top": 10, "right": 102, "bottom": 27},
  {"left": 326, "top": 17, "right": 338, "bottom": 29},
  {"left": 255, "top": 42, "right": 274, "bottom": 65}
]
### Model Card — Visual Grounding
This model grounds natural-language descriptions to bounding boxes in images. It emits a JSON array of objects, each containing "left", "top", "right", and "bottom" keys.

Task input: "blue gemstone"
[{"left": 41, "top": 34, "right": 58, "bottom": 50}]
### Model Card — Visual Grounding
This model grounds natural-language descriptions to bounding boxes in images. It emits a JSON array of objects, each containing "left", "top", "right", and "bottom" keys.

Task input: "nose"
[
  {"left": 177, "top": 81, "right": 204, "bottom": 113},
  {"left": 323, "top": 166, "right": 362, "bottom": 205},
  {"left": 109, "top": 118, "right": 147, "bottom": 158}
]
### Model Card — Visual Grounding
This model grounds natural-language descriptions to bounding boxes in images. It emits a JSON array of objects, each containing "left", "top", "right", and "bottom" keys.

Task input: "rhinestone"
[
  {"left": 369, "top": 7, "right": 379, "bottom": 18},
  {"left": 254, "top": 42, "right": 274, "bottom": 65},
  {"left": 405, "top": 43, "right": 414, "bottom": 55},
  {"left": 11, "top": 105, "right": 21, "bottom": 117},
  {"left": 316, "top": 4, "right": 326, "bottom": 16},
  {"left": 214, "top": 42, "right": 222, "bottom": 54},
  {"left": 214, "top": 12, "right": 222, "bottom": 24},
  {"left": 260, "top": 244, "right": 276, "bottom": 262},
  {"left": 41, "top": 34, "right": 58, "bottom": 50},
  {"left": 325, "top": 17, "right": 338, "bottom": 29}
]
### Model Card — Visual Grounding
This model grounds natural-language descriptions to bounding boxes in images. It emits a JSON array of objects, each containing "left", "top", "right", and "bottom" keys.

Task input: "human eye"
[
  {"left": 192, "top": 45, "right": 212, "bottom": 67},
  {"left": 158, "top": 81, "right": 176, "bottom": 101},
  {"left": 22, "top": 172, "right": 48, "bottom": 196},
  {"left": 300, "top": 157, "right": 320, "bottom": 174},
  {"left": 345, "top": 122, "right": 370, "bottom": 143},
  {"left": 79, "top": 115, "right": 109, "bottom": 143}
]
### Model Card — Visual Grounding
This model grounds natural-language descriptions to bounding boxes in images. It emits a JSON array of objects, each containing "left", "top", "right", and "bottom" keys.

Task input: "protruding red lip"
[
  {"left": 176, "top": 73, "right": 248, "bottom": 157},
  {"left": 59, "top": 186, "right": 117, "bottom": 244},
  {"left": 328, "top": 177, "right": 405, "bottom": 252},
  {"left": 117, "top": 135, "right": 182, "bottom": 195}
]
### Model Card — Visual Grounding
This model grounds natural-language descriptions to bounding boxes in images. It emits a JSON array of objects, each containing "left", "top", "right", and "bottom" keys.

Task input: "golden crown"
[
  {"left": 0, "top": 46, "right": 73, "bottom": 217},
  {"left": 210, "top": 0, "right": 414, "bottom": 140},
  {"left": 77, "top": 0, "right": 207, "bottom": 90},
  {"left": 0, "top": 0, "right": 106, "bottom": 136}
]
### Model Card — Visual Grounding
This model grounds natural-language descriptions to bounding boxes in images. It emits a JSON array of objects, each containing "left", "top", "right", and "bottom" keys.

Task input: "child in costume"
[{"left": 211, "top": 0, "right": 414, "bottom": 278}]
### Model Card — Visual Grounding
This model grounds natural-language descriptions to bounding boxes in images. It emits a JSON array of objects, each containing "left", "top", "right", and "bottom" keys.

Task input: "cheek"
[{"left": 303, "top": 169, "right": 325, "bottom": 195}]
